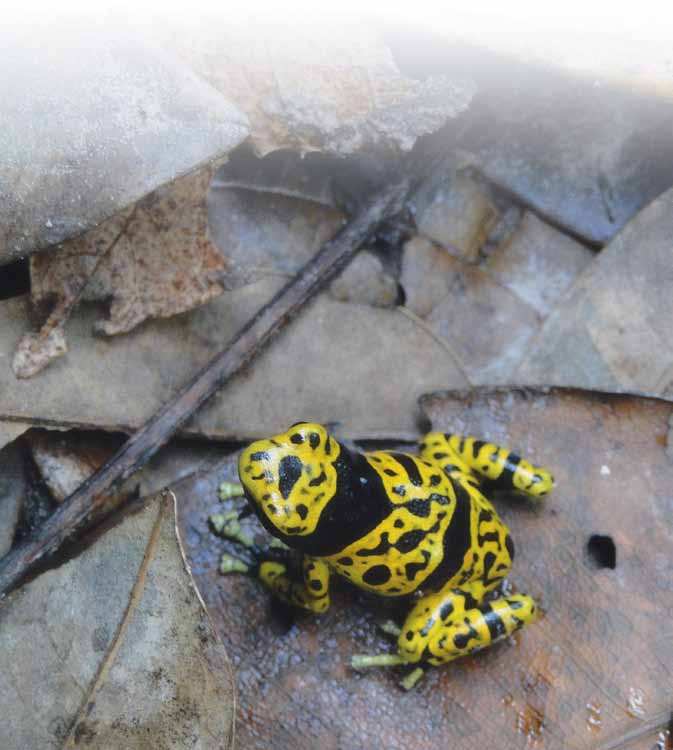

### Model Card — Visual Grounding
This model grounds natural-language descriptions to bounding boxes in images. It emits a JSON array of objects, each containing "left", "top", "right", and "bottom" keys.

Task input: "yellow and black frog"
[{"left": 215, "top": 422, "right": 553, "bottom": 684}]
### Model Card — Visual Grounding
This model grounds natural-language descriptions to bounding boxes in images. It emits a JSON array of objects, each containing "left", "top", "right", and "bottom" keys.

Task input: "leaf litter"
[{"left": 3, "top": 25, "right": 673, "bottom": 750}]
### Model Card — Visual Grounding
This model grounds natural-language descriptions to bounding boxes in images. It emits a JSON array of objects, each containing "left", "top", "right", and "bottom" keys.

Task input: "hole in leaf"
[{"left": 587, "top": 534, "right": 616, "bottom": 570}]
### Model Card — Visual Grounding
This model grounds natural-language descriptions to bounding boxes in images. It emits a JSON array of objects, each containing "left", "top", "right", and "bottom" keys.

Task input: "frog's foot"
[{"left": 211, "top": 510, "right": 254, "bottom": 549}]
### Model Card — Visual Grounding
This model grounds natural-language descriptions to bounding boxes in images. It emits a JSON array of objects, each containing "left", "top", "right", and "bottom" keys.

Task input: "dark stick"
[{"left": 0, "top": 180, "right": 408, "bottom": 597}]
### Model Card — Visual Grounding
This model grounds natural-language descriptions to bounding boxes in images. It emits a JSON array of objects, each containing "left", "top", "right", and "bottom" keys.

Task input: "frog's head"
[{"left": 238, "top": 422, "right": 341, "bottom": 540}]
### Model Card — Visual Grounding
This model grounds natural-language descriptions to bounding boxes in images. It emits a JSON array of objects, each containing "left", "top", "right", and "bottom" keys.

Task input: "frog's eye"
[{"left": 290, "top": 432, "right": 305, "bottom": 445}]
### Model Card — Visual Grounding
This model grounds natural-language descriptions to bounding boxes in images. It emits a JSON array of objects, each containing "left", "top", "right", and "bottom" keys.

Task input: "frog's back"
[{"left": 325, "top": 449, "right": 514, "bottom": 597}]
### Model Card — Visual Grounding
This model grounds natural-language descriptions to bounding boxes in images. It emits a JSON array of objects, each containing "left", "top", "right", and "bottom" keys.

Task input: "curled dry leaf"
[
  {"left": 179, "top": 387, "right": 673, "bottom": 750},
  {"left": 0, "top": 494, "right": 235, "bottom": 750},
  {"left": 516, "top": 185, "right": 673, "bottom": 395},
  {"left": 16, "top": 167, "right": 227, "bottom": 377}
]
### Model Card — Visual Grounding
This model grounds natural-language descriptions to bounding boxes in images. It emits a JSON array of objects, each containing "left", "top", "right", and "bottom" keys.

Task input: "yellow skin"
[{"left": 232, "top": 423, "right": 554, "bottom": 668}]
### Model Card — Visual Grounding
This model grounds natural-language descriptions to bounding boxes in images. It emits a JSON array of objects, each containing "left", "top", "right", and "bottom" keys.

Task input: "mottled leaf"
[{"left": 17, "top": 167, "right": 227, "bottom": 377}]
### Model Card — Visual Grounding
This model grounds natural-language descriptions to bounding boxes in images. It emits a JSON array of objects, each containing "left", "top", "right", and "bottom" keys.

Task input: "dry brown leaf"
[
  {"left": 178, "top": 387, "right": 673, "bottom": 750},
  {"left": 15, "top": 167, "right": 227, "bottom": 378},
  {"left": 0, "top": 493, "right": 235, "bottom": 749},
  {"left": 28, "top": 428, "right": 226, "bottom": 508},
  {"left": 412, "top": 40, "right": 673, "bottom": 244},
  {"left": 0, "top": 281, "right": 467, "bottom": 441},
  {"left": 399, "top": 208, "right": 597, "bottom": 386},
  {"left": 516, "top": 186, "right": 673, "bottom": 394},
  {"left": 329, "top": 250, "right": 398, "bottom": 307},
  {"left": 157, "top": 15, "right": 475, "bottom": 156},
  {"left": 485, "top": 211, "right": 595, "bottom": 317}
]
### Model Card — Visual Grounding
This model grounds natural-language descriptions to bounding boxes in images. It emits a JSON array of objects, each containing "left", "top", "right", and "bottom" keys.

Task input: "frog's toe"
[
  {"left": 350, "top": 653, "right": 406, "bottom": 669},
  {"left": 350, "top": 652, "right": 425, "bottom": 690},
  {"left": 378, "top": 619, "right": 402, "bottom": 637},
  {"left": 218, "top": 481, "right": 245, "bottom": 500},
  {"left": 210, "top": 511, "right": 254, "bottom": 548},
  {"left": 219, "top": 553, "right": 250, "bottom": 574}
]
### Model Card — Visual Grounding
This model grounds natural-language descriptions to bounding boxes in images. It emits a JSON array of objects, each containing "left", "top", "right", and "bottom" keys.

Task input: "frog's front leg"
[
  {"left": 421, "top": 433, "right": 554, "bottom": 497},
  {"left": 259, "top": 555, "right": 331, "bottom": 614}
]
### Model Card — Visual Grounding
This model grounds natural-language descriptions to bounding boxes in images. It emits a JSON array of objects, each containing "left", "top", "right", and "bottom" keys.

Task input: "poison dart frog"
[{"left": 216, "top": 422, "right": 554, "bottom": 678}]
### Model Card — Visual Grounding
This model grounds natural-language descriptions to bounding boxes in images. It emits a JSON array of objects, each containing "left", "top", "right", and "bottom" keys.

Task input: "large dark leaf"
[{"left": 179, "top": 387, "right": 673, "bottom": 750}]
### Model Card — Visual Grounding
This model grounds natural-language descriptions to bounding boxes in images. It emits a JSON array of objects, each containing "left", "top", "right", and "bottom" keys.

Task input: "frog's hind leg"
[
  {"left": 421, "top": 432, "right": 554, "bottom": 498},
  {"left": 397, "top": 585, "right": 538, "bottom": 666},
  {"left": 352, "top": 583, "right": 538, "bottom": 679}
]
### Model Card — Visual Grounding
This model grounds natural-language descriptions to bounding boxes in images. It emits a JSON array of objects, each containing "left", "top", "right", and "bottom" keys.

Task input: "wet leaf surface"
[
  {"left": 178, "top": 387, "right": 673, "bottom": 750},
  {"left": 0, "top": 494, "right": 235, "bottom": 749}
]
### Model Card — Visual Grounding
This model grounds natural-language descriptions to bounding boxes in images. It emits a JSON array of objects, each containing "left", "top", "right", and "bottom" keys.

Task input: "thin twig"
[{"left": 0, "top": 180, "right": 408, "bottom": 597}]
